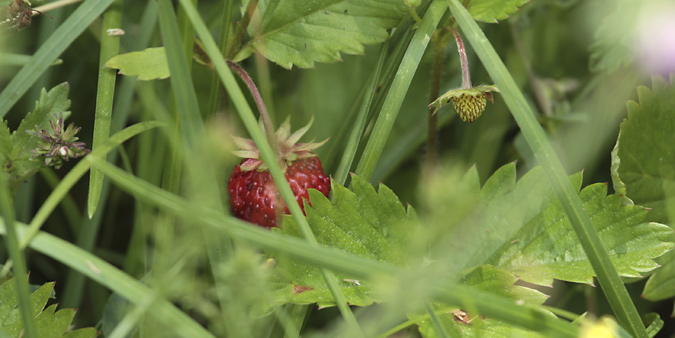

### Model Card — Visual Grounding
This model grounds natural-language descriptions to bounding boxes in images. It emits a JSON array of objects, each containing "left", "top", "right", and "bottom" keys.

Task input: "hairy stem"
[
  {"left": 453, "top": 29, "right": 471, "bottom": 89},
  {"left": 227, "top": 61, "right": 278, "bottom": 155}
]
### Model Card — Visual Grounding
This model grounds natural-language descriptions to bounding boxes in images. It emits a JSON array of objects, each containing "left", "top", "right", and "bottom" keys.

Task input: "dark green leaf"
[
  {"left": 233, "top": 0, "right": 408, "bottom": 69},
  {"left": 105, "top": 47, "right": 170, "bottom": 80}
]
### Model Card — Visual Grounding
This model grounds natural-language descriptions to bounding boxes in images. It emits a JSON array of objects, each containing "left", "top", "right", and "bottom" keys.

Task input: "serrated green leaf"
[
  {"left": 466, "top": 0, "right": 528, "bottom": 23},
  {"left": 234, "top": 0, "right": 408, "bottom": 69},
  {"left": 489, "top": 183, "right": 673, "bottom": 286},
  {"left": 271, "top": 174, "right": 419, "bottom": 307},
  {"left": 10, "top": 83, "right": 71, "bottom": 160},
  {"left": 105, "top": 47, "right": 170, "bottom": 80},
  {"left": 414, "top": 265, "right": 548, "bottom": 338},
  {"left": 0, "top": 279, "right": 95, "bottom": 338},
  {"left": 611, "top": 75, "right": 675, "bottom": 303},
  {"left": 424, "top": 162, "right": 672, "bottom": 286},
  {"left": 611, "top": 75, "right": 675, "bottom": 223}
]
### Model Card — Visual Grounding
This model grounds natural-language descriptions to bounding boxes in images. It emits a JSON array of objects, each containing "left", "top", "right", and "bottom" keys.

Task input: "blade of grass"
[
  {"left": 88, "top": 0, "right": 122, "bottom": 217},
  {"left": 87, "top": 156, "right": 579, "bottom": 338},
  {"left": 0, "top": 221, "right": 215, "bottom": 338},
  {"left": 355, "top": 0, "right": 446, "bottom": 181},
  {"left": 446, "top": 1, "right": 647, "bottom": 337},
  {"left": 425, "top": 302, "right": 450, "bottom": 338},
  {"left": 0, "top": 0, "right": 115, "bottom": 117},
  {"left": 207, "top": 0, "right": 234, "bottom": 117},
  {"left": 333, "top": 41, "right": 388, "bottom": 186},
  {"left": 175, "top": 0, "right": 363, "bottom": 334},
  {"left": 0, "top": 176, "right": 36, "bottom": 338}
]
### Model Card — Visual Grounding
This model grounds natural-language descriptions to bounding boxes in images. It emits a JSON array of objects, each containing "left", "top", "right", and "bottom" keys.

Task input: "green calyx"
[
  {"left": 232, "top": 117, "right": 327, "bottom": 172},
  {"left": 429, "top": 85, "right": 499, "bottom": 123}
]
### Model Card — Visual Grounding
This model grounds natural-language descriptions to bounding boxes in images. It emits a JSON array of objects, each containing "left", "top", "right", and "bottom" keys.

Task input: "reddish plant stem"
[
  {"left": 227, "top": 60, "right": 278, "bottom": 154},
  {"left": 453, "top": 29, "right": 471, "bottom": 89}
]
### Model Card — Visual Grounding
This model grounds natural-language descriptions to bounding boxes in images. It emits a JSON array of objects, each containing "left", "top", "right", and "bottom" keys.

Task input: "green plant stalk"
[
  {"left": 255, "top": 52, "right": 276, "bottom": 125},
  {"left": 178, "top": 0, "right": 198, "bottom": 64},
  {"left": 333, "top": 41, "right": 388, "bottom": 186},
  {"left": 175, "top": 0, "right": 363, "bottom": 334},
  {"left": 0, "top": 177, "right": 36, "bottom": 338},
  {"left": 446, "top": 1, "right": 647, "bottom": 337},
  {"left": 88, "top": 0, "right": 122, "bottom": 217},
  {"left": 226, "top": 0, "right": 258, "bottom": 59},
  {"left": 207, "top": 0, "right": 234, "bottom": 117},
  {"left": 355, "top": 0, "right": 446, "bottom": 181},
  {"left": 0, "top": 0, "right": 115, "bottom": 117},
  {"left": 72, "top": 157, "right": 578, "bottom": 338}
]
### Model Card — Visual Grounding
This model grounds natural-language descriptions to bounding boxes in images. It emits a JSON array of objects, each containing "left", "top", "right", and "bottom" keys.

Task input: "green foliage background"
[{"left": 0, "top": 0, "right": 674, "bottom": 337}]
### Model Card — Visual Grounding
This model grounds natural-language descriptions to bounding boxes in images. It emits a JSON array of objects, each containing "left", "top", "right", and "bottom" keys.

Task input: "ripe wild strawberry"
[{"left": 227, "top": 118, "right": 330, "bottom": 228}]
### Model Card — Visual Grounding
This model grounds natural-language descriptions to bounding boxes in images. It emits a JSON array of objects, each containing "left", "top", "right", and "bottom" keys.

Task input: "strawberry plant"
[{"left": 0, "top": 0, "right": 674, "bottom": 337}]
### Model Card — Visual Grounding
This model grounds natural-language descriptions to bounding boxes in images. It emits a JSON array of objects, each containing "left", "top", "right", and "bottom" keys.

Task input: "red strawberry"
[{"left": 227, "top": 118, "right": 330, "bottom": 228}]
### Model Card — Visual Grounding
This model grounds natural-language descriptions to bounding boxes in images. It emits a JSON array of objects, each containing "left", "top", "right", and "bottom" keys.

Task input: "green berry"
[{"left": 450, "top": 93, "right": 487, "bottom": 123}]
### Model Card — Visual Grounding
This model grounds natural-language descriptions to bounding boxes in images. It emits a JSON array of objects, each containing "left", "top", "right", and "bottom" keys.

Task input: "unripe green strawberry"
[
  {"left": 428, "top": 85, "right": 499, "bottom": 123},
  {"left": 451, "top": 93, "right": 487, "bottom": 123},
  {"left": 227, "top": 118, "right": 330, "bottom": 228}
]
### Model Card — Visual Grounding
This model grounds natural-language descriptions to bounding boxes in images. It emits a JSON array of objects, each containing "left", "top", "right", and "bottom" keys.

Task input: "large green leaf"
[
  {"left": 0, "top": 278, "right": 96, "bottom": 337},
  {"left": 610, "top": 75, "right": 675, "bottom": 304},
  {"left": 488, "top": 181, "right": 672, "bottom": 286},
  {"left": 273, "top": 162, "right": 672, "bottom": 309},
  {"left": 233, "top": 0, "right": 408, "bottom": 69},
  {"left": 271, "top": 174, "right": 418, "bottom": 307},
  {"left": 419, "top": 162, "right": 673, "bottom": 287},
  {"left": 105, "top": 47, "right": 170, "bottom": 80},
  {"left": 466, "top": 0, "right": 528, "bottom": 23}
]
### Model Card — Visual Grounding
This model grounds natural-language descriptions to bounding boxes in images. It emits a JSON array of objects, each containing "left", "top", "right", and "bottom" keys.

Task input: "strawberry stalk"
[
  {"left": 453, "top": 29, "right": 471, "bottom": 89},
  {"left": 227, "top": 60, "right": 280, "bottom": 157}
]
